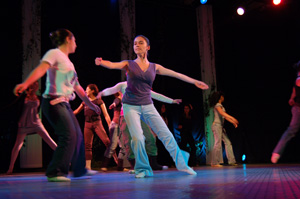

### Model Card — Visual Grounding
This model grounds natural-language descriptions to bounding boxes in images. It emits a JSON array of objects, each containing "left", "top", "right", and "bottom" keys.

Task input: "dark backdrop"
[{"left": 1, "top": 0, "right": 300, "bottom": 172}]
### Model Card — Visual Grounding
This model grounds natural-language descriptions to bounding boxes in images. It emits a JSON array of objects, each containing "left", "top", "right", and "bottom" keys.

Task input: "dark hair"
[
  {"left": 49, "top": 29, "right": 73, "bottom": 47},
  {"left": 135, "top": 35, "right": 150, "bottom": 46},
  {"left": 209, "top": 91, "right": 224, "bottom": 107},
  {"left": 87, "top": 84, "right": 99, "bottom": 96},
  {"left": 293, "top": 60, "right": 300, "bottom": 72}
]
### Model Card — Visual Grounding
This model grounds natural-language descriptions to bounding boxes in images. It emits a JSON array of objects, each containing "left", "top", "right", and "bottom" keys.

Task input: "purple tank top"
[{"left": 122, "top": 60, "right": 156, "bottom": 105}]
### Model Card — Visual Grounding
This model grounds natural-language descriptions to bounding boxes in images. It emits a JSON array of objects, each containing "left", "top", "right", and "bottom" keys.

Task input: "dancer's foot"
[
  {"left": 135, "top": 172, "right": 146, "bottom": 178},
  {"left": 211, "top": 164, "right": 223, "bottom": 167},
  {"left": 128, "top": 170, "right": 135, "bottom": 174},
  {"left": 100, "top": 167, "right": 108, "bottom": 172},
  {"left": 122, "top": 168, "right": 129, "bottom": 172},
  {"left": 85, "top": 169, "right": 98, "bottom": 176},
  {"left": 6, "top": 170, "right": 13, "bottom": 175},
  {"left": 180, "top": 167, "right": 197, "bottom": 175},
  {"left": 152, "top": 165, "right": 169, "bottom": 170},
  {"left": 47, "top": 176, "right": 71, "bottom": 182},
  {"left": 271, "top": 153, "right": 280, "bottom": 164},
  {"left": 228, "top": 163, "right": 238, "bottom": 166}
]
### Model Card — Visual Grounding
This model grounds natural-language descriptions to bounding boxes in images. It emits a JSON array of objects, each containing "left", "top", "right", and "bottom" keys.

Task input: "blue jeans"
[
  {"left": 119, "top": 115, "right": 158, "bottom": 160},
  {"left": 123, "top": 103, "right": 190, "bottom": 176},
  {"left": 273, "top": 106, "right": 300, "bottom": 155},
  {"left": 42, "top": 98, "right": 86, "bottom": 177}
]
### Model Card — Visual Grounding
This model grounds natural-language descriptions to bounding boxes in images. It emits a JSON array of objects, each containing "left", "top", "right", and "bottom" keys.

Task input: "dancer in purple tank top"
[{"left": 95, "top": 35, "right": 209, "bottom": 178}]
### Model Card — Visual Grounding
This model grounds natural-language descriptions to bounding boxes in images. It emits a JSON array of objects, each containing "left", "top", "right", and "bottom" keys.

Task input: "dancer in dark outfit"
[{"left": 14, "top": 29, "right": 100, "bottom": 182}]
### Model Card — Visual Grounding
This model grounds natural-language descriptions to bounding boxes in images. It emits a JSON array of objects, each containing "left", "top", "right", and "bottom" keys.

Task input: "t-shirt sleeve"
[
  {"left": 41, "top": 49, "right": 57, "bottom": 66},
  {"left": 215, "top": 103, "right": 222, "bottom": 108},
  {"left": 98, "top": 99, "right": 104, "bottom": 106}
]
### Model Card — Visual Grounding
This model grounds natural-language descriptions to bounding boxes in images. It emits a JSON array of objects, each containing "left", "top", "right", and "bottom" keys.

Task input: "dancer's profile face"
[
  {"left": 67, "top": 36, "right": 77, "bottom": 53},
  {"left": 219, "top": 95, "right": 224, "bottom": 103},
  {"left": 86, "top": 86, "right": 93, "bottom": 97}
]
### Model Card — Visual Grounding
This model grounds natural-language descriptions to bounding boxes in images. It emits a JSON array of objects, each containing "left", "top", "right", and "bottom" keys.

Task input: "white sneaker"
[
  {"left": 86, "top": 169, "right": 98, "bottom": 176},
  {"left": 47, "top": 176, "right": 71, "bottom": 182},
  {"left": 181, "top": 167, "right": 197, "bottom": 175},
  {"left": 162, "top": 166, "right": 169, "bottom": 170},
  {"left": 135, "top": 172, "right": 145, "bottom": 178}
]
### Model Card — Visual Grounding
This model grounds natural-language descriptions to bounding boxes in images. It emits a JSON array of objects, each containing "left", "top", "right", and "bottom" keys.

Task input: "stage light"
[
  {"left": 237, "top": 7, "right": 245, "bottom": 16},
  {"left": 273, "top": 0, "right": 281, "bottom": 5},
  {"left": 200, "top": 0, "right": 207, "bottom": 4},
  {"left": 242, "top": 154, "right": 246, "bottom": 161}
]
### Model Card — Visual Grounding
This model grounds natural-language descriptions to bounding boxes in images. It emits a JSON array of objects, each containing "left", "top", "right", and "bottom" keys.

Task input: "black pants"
[
  {"left": 42, "top": 98, "right": 86, "bottom": 177},
  {"left": 179, "top": 132, "right": 197, "bottom": 166}
]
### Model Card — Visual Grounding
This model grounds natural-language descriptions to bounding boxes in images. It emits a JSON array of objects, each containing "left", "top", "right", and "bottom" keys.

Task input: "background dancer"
[
  {"left": 178, "top": 104, "right": 197, "bottom": 166},
  {"left": 95, "top": 35, "right": 208, "bottom": 178},
  {"left": 73, "top": 84, "right": 118, "bottom": 171},
  {"left": 7, "top": 81, "right": 57, "bottom": 175},
  {"left": 98, "top": 91, "right": 128, "bottom": 171},
  {"left": 271, "top": 61, "right": 300, "bottom": 164},
  {"left": 209, "top": 91, "right": 239, "bottom": 167}
]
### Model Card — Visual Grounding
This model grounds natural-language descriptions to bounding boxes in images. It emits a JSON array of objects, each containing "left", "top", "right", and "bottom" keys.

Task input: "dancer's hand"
[
  {"left": 289, "top": 98, "right": 295, "bottom": 106},
  {"left": 195, "top": 81, "right": 209, "bottom": 90},
  {"left": 232, "top": 118, "right": 239, "bottom": 128},
  {"left": 14, "top": 83, "right": 28, "bottom": 96},
  {"left": 232, "top": 122, "right": 238, "bottom": 128},
  {"left": 109, "top": 102, "right": 116, "bottom": 109},
  {"left": 173, "top": 99, "right": 182, "bottom": 104},
  {"left": 95, "top": 57, "right": 102, "bottom": 65}
]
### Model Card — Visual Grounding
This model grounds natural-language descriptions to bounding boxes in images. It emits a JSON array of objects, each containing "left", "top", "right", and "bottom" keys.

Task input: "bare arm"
[
  {"left": 109, "top": 97, "right": 121, "bottom": 110},
  {"left": 100, "top": 103, "right": 111, "bottom": 127},
  {"left": 155, "top": 64, "right": 209, "bottom": 90},
  {"left": 95, "top": 57, "right": 128, "bottom": 70},
  {"left": 14, "top": 61, "right": 50, "bottom": 96},
  {"left": 73, "top": 103, "right": 84, "bottom": 115},
  {"left": 289, "top": 87, "right": 296, "bottom": 106},
  {"left": 109, "top": 102, "right": 116, "bottom": 110},
  {"left": 74, "top": 84, "right": 100, "bottom": 114},
  {"left": 215, "top": 106, "right": 239, "bottom": 128}
]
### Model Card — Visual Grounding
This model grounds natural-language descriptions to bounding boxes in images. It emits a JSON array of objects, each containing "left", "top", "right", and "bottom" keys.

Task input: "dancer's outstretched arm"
[
  {"left": 155, "top": 64, "right": 209, "bottom": 90},
  {"left": 151, "top": 91, "right": 182, "bottom": 104},
  {"left": 95, "top": 57, "right": 128, "bottom": 70},
  {"left": 14, "top": 62, "right": 50, "bottom": 96},
  {"left": 98, "top": 82, "right": 127, "bottom": 98}
]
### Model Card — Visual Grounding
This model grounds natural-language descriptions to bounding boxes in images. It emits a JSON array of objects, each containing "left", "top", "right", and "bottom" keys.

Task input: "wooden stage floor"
[{"left": 1, "top": 164, "right": 300, "bottom": 199}]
